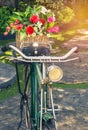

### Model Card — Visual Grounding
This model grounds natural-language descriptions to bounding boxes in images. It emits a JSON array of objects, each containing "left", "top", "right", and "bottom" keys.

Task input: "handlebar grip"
[
  {"left": 1, "top": 45, "right": 10, "bottom": 52},
  {"left": 74, "top": 46, "right": 79, "bottom": 53},
  {"left": 71, "top": 46, "right": 78, "bottom": 52}
]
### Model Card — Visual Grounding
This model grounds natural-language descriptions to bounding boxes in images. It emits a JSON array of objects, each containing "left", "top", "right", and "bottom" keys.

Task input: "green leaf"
[
  {"left": 26, "top": 6, "right": 31, "bottom": 12},
  {"left": 13, "top": 12, "right": 23, "bottom": 16},
  {"left": 35, "top": 6, "right": 41, "bottom": 13},
  {"left": 20, "top": 32, "right": 27, "bottom": 41},
  {"left": 42, "top": 112, "right": 53, "bottom": 122},
  {"left": 11, "top": 29, "right": 15, "bottom": 34},
  {"left": 9, "top": 16, "right": 17, "bottom": 21},
  {"left": 23, "top": 21, "right": 30, "bottom": 25},
  {"left": 17, "top": 16, "right": 23, "bottom": 21}
]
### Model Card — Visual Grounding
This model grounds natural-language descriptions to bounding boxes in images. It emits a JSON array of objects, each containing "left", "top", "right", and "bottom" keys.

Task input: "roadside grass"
[
  {"left": 0, "top": 82, "right": 88, "bottom": 101},
  {"left": 54, "top": 83, "right": 88, "bottom": 89},
  {"left": 0, "top": 84, "right": 18, "bottom": 101}
]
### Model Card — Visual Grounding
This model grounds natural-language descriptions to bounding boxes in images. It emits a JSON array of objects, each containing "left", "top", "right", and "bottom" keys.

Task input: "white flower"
[
  {"left": 39, "top": 33, "right": 43, "bottom": 36},
  {"left": 53, "top": 13, "right": 55, "bottom": 20},
  {"left": 47, "top": 9, "right": 51, "bottom": 13},
  {"left": 47, "top": 34, "right": 50, "bottom": 37},
  {"left": 34, "top": 27, "right": 38, "bottom": 32},
  {"left": 37, "top": 21, "right": 42, "bottom": 29},
  {"left": 41, "top": 6, "right": 47, "bottom": 14},
  {"left": 32, "top": 33, "right": 36, "bottom": 37}
]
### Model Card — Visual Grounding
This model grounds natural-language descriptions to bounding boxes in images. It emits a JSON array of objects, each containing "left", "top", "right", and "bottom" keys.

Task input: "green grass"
[
  {"left": 0, "top": 84, "right": 18, "bottom": 101},
  {"left": 0, "top": 82, "right": 88, "bottom": 101},
  {"left": 54, "top": 83, "right": 88, "bottom": 89}
]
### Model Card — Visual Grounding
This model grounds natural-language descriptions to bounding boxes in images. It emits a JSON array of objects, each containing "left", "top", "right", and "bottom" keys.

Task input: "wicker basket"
[{"left": 16, "top": 33, "right": 49, "bottom": 49}]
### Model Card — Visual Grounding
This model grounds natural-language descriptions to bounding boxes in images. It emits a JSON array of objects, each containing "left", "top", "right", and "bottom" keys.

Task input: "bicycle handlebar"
[
  {"left": 9, "top": 45, "right": 77, "bottom": 59},
  {"left": 7, "top": 45, "right": 79, "bottom": 63}
]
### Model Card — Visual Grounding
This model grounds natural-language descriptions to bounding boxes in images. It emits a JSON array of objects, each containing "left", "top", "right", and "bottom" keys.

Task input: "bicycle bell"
[{"left": 48, "top": 65, "right": 63, "bottom": 82}]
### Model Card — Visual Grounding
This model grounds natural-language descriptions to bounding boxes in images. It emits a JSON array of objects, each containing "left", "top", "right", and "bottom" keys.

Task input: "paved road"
[
  {"left": 59, "top": 52, "right": 88, "bottom": 84},
  {"left": 0, "top": 62, "right": 16, "bottom": 89},
  {"left": 0, "top": 88, "right": 88, "bottom": 130}
]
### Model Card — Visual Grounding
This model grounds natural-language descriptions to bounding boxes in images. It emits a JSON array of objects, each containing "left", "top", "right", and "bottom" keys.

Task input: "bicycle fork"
[
  {"left": 49, "top": 83, "right": 57, "bottom": 130},
  {"left": 40, "top": 81, "right": 57, "bottom": 130}
]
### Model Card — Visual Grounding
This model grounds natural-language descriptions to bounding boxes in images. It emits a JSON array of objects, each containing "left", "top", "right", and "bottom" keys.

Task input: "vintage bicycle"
[{"left": 1, "top": 43, "right": 78, "bottom": 130}]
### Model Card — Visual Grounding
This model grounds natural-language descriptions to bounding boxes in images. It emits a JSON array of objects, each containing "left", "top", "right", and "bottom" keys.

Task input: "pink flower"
[
  {"left": 4, "top": 32, "right": 8, "bottom": 36},
  {"left": 6, "top": 26, "right": 11, "bottom": 32},
  {"left": 47, "top": 17, "right": 55, "bottom": 23},
  {"left": 47, "top": 28, "right": 52, "bottom": 33},
  {"left": 47, "top": 26, "right": 59, "bottom": 33},
  {"left": 16, "top": 24, "right": 23, "bottom": 30},
  {"left": 51, "top": 26, "right": 59, "bottom": 33},
  {"left": 15, "top": 19, "right": 20, "bottom": 24},
  {"left": 10, "top": 22, "right": 15, "bottom": 27}
]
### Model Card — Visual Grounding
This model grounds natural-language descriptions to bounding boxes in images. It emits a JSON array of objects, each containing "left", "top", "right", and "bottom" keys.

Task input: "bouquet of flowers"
[
  {"left": 4, "top": 5, "right": 59, "bottom": 48},
  {"left": 4, "top": 6, "right": 59, "bottom": 39}
]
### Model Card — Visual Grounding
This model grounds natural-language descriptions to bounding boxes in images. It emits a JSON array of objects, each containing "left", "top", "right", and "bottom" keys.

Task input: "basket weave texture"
[{"left": 16, "top": 33, "right": 49, "bottom": 49}]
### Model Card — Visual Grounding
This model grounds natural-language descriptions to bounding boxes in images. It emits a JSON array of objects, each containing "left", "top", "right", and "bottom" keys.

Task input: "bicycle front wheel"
[{"left": 30, "top": 63, "right": 40, "bottom": 130}]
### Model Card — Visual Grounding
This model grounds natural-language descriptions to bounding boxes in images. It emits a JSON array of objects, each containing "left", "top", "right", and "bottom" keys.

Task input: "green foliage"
[
  {"left": 0, "top": 6, "right": 13, "bottom": 34},
  {"left": 42, "top": 112, "right": 53, "bottom": 122},
  {"left": 35, "top": 1, "right": 75, "bottom": 25},
  {"left": 0, "top": 85, "right": 18, "bottom": 101},
  {"left": 55, "top": 5, "right": 75, "bottom": 25},
  {"left": 54, "top": 83, "right": 88, "bottom": 89}
]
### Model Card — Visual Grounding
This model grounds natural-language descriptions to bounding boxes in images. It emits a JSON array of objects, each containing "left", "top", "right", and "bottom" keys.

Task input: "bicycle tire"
[{"left": 23, "top": 63, "right": 56, "bottom": 130}]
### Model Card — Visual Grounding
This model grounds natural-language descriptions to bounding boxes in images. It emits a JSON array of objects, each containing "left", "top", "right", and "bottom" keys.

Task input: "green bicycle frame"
[
  {"left": 15, "top": 55, "right": 56, "bottom": 130},
  {"left": 30, "top": 62, "right": 43, "bottom": 130}
]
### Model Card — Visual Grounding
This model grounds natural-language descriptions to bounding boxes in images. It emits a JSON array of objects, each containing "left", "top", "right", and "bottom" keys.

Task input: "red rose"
[
  {"left": 39, "top": 18, "right": 46, "bottom": 25},
  {"left": 30, "top": 15, "right": 39, "bottom": 23},
  {"left": 26, "top": 26, "right": 34, "bottom": 35},
  {"left": 16, "top": 24, "right": 23, "bottom": 30}
]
